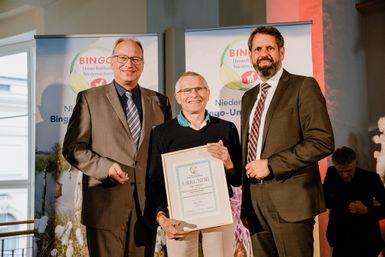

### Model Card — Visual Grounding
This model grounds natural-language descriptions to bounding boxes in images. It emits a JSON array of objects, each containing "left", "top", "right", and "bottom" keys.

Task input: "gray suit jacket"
[
  {"left": 241, "top": 70, "right": 334, "bottom": 229},
  {"left": 63, "top": 83, "right": 171, "bottom": 230}
]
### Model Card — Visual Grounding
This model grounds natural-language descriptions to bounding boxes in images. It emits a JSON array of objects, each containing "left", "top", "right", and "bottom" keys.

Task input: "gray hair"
[
  {"left": 112, "top": 38, "right": 143, "bottom": 57},
  {"left": 175, "top": 71, "right": 209, "bottom": 92}
]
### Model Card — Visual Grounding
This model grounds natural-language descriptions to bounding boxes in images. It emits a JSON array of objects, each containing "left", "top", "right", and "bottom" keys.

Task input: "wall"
[
  {"left": 0, "top": 7, "right": 44, "bottom": 38},
  {"left": 361, "top": 2, "right": 385, "bottom": 163},
  {"left": 0, "top": 0, "right": 147, "bottom": 38},
  {"left": 219, "top": 0, "right": 266, "bottom": 27},
  {"left": 323, "top": 0, "right": 371, "bottom": 169},
  {"left": 147, "top": 0, "right": 220, "bottom": 32},
  {"left": 44, "top": 0, "right": 147, "bottom": 35}
]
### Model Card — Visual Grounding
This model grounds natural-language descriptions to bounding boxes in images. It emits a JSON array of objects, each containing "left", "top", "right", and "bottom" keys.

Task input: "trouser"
[
  {"left": 86, "top": 198, "right": 150, "bottom": 257},
  {"left": 166, "top": 223, "right": 234, "bottom": 257},
  {"left": 250, "top": 183, "right": 315, "bottom": 257},
  {"left": 332, "top": 236, "right": 383, "bottom": 257}
]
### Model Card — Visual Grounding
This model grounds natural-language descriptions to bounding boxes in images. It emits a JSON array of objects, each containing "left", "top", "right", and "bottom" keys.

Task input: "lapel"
[
  {"left": 138, "top": 87, "right": 152, "bottom": 149},
  {"left": 261, "top": 70, "right": 290, "bottom": 147},
  {"left": 104, "top": 83, "right": 131, "bottom": 136}
]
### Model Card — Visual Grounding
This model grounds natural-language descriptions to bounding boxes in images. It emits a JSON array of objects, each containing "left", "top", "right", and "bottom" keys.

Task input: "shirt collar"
[
  {"left": 113, "top": 80, "right": 140, "bottom": 98},
  {"left": 177, "top": 110, "right": 211, "bottom": 129},
  {"left": 255, "top": 67, "right": 283, "bottom": 89}
]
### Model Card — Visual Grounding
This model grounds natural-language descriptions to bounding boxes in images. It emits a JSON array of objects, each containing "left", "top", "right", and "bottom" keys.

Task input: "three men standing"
[{"left": 63, "top": 26, "right": 336, "bottom": 257}]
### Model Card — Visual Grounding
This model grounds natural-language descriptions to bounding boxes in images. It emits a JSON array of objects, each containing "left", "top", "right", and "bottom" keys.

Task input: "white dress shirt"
[{"left": 248, "top": 68, "right": 283, "bottom": 160}]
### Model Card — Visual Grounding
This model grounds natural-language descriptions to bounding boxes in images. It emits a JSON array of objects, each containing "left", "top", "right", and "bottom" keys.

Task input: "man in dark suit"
[
  {"left": 240, "top": 26, "right": 334, "bottom": 257},
  {"left": 63, "top": 38, "right": 171, "bottom": 257},
  {"left": 324, "top": 146, "right": 385, "bottom": 257}
]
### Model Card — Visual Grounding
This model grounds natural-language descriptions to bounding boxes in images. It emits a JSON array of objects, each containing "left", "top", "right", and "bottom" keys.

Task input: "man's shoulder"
[
  {"left": 282, "top": 69, "right": 302, "bottom": 78},
  {"left": 153, "top": 118, "right": 177, "bottom": 131},
  {"left": 208, "top": 115, "right": 236, "bottom": 130},
  {"left": 140, "top": 86, "right": 167, "bottom": 98},
  {"left": 242, "top": 85, "right": 258, "bottom": 100},
  {"left": 80, "top": 83, "right": 112, "bottom": 96},
  {"left": 356, "top": 167, "right": 381, "bottom": 180},
  {"left": 210, "top": 115, "right": 231, "bottom": 124},
  {"left": 140, "top": 87, "right": 170, "bottom": 109},
  {"left": 282, "top": 69, "right": 317, "bottom": 85}
]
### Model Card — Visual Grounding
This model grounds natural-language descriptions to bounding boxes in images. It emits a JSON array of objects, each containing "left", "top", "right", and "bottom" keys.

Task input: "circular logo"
[
  {"left": 91, "top": 78, "right": 109, "bottom": 88},
  {"left": 219, "top": 37, "right": 258, "bottom": 91},
  {"left": 69, "top": 45, "right": 113, "bottom": 93}
]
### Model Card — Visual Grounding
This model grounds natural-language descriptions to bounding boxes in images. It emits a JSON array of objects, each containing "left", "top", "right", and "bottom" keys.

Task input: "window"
[
  {"left": 0, "top": 192, "right": 29, "bottom": 257},
  {"left": 0, "top": 31, "right": 35, "bottom": 257},
  {"left": 0, "top": 84, "right": 11, "bottom": 92},
  {"left": 0, "top": 52, "right": 28, "bottom": 181}
]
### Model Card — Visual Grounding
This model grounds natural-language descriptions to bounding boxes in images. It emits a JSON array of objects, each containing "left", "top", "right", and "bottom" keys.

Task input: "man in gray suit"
[
  {"left": 63, "top": 38, "right": 171, "bottom": 257},
  {"left": 240, "top": 26, "right": 334, "bottom": 257}
]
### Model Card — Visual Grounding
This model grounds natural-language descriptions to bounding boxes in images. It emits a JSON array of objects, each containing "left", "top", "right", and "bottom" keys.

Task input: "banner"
[
  {"left": 34, "top": 34, "right": 159, "bottom": 257},
  {"left": 185, "top": 22, "right": 312, "bottom": 131},
  {"left": 185, "top": 23, "right": 313, "bottom": 256}
]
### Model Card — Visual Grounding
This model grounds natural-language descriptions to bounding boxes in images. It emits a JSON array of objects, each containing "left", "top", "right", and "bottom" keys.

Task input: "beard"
[{"left": 253, "top": 57, "right": 280, "bottom": 79}]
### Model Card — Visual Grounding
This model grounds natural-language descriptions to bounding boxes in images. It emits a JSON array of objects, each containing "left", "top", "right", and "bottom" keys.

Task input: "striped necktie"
[
  {"left": 125, "top": 91, "right": 141, "bottom": 146},
  {"left": 247, "top": 83, "right": 270, "bottom": 163}
]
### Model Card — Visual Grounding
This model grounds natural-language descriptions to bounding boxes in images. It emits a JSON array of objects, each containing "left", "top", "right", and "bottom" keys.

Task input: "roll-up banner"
[
  {"left": 185, "top": 22, "right": 312, "bottom": 131},
  {"left": 34, "top": 34, "right": 159, "bottom": 257},
  {"left": 185, "top": 22, "right": 312, "bottom": 257}
]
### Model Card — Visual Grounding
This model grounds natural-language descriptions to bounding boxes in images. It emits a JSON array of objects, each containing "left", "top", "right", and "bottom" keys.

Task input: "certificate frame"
[{"left": 161, "top": 145, "right": 233, "bottom": 231}]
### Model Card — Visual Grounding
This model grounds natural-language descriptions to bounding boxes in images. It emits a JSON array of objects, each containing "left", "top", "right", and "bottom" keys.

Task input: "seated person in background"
[{"left": 323, "top": 146, "right": 385, "bottom": 257}]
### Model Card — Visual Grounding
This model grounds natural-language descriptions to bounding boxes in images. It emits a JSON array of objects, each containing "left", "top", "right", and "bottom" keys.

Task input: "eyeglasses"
[
  {"left": 113, "top": 55, "right": 143, "bottom": 65},
  {"left": 177, "top": 87, "right": 208, "bottom": 95}
]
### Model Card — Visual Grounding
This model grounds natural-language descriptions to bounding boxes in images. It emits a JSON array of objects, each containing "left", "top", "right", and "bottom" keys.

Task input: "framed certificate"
[{"left": 161, "top": 145, "right": 233, "bottom": 231}]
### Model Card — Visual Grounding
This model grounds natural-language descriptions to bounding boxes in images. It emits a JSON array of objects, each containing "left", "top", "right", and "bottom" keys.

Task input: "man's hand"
[
  {"left": 245, "top": 159, "right": 269, "bottom": 179},
  {"left": 207, "top": 140, "right": 233, "bottom": 170},
  {"left": 157, "top": 213, "right": 189, "bottom": 240},
  {"left": 108, "top": 163, "right": 129, "bottom": 184},
  {"left": 349, "top": 201, "right": 368, "bottom": 214}
]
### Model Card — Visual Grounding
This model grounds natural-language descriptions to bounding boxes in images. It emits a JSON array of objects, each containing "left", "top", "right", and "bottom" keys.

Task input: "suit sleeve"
[
  {"left": 268, "top": 77, "right": 334, "bottom": 179},
  {"left": 323, "top": 166, "right": 338, "bottom": 209},
  {"left": 164, "top": 96, "right": 172, "bottom": 122},
  {"left": 62, "top": 92, "right": 114, "bottom": 181},
  {"left": 239, "top": 93, "right": 262, "bottom": 233},
  {"left": 225, "top": 122, "right": 242, "bottom": 187},
  {"left": 145, "top": 126, "right": 169, "bottom": 225}
]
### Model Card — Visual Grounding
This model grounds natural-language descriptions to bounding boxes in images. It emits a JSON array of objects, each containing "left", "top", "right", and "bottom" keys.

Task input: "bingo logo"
[
  {"left": 91, "top": 78, "right": 109, "bottom": 88},
  {"left": 219, "top": 37, "right": 257, "bottom": 91},
  {"left": 69, "top": 45, "right": 113, "bottom": 93}
]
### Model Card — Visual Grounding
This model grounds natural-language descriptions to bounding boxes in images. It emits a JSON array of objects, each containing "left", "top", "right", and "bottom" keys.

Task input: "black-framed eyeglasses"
[
  {"left": 177, "top": 87, "right": 208, "bottom": 94},
  {"left": 113, "top": 55, "right": 143, "bottom": 65}
]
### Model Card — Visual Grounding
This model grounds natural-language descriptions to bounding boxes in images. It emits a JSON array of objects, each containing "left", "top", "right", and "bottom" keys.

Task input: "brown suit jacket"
[
  {"left": 241, "top": 70, "right": 334, "bottom": 232},
  {"left": 63, "top": 83, "right": 171, "bottom": 230}
]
